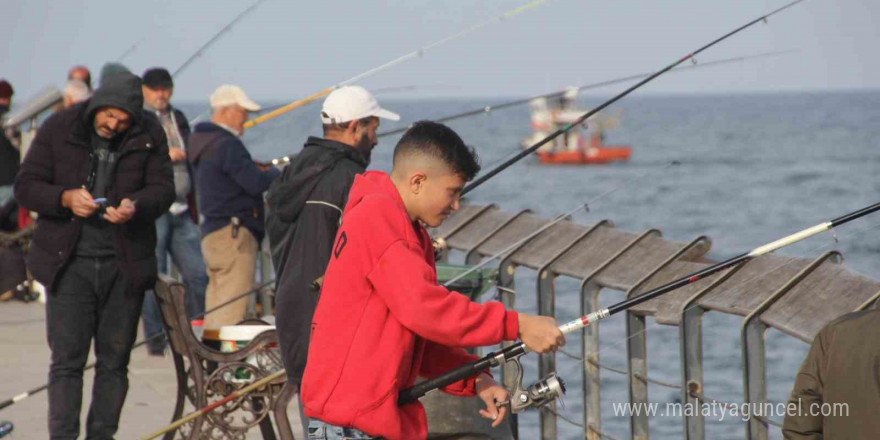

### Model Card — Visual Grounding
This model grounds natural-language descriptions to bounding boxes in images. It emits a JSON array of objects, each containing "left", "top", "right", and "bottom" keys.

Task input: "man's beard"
[{"left": 355, "top": 132, "right": 374, "bottom": 164}]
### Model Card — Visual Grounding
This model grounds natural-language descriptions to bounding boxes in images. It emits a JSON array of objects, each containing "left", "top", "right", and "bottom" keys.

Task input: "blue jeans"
[
  {"left": 307, "top": 420, "right": 381, "bottom": 440},
  {"left": 141, "top": 212, "right": 208, "bottom": 348}
]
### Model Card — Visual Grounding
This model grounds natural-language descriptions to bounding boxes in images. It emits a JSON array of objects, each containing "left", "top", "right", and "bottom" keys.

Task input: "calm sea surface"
[{"left": 179, "top": 91, "right": 880, "bottom": 439}]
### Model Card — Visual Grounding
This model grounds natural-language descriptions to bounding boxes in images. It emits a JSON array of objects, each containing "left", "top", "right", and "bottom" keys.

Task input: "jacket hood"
[
  {"left": 85, "top": 71, "right": 143, "bottom": 126},
  {"left": 266, "top": 137, "right": 368, "bottom": 224},
  {"left": 344, "top": 170, "right": 404, "bottom": 215}
]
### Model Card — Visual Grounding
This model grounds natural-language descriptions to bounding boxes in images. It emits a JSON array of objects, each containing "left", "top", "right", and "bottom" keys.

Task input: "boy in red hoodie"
[{"left": 300, "top": 121, "right": 565, "bottom": 440}]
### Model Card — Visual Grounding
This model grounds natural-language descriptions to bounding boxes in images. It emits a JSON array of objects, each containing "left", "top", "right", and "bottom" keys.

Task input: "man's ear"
[
  {"left": 409, "top": 172, "right": 427, "bottom": 195},
  {"left": 345, "top": 120, "right": 360, "bottom": 138}
]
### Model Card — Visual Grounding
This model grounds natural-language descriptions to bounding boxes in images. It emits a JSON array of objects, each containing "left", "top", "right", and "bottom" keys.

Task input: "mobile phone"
[{"left": 93, "top": 197, "right": 107, "bottom": 204}]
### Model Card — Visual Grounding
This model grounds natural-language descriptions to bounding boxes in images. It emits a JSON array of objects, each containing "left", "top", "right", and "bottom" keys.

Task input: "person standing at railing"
[
  {"left": 782, "top": 308, "right": 880, "bottom": 439},
  {"left": 266, "top": 85, "right": 399, "bottom": 386},
  {"left": 300, "top": 121, "right": 565, "bottom": 440},
  {"left": 139, "top": 67, "right": 208, "bottom": 356},
  {"left": 13, "top": 71, "right": 174, "bottom": 440},
  {"left": 188, "top": 85, "right": 280, "bottom": 342}
]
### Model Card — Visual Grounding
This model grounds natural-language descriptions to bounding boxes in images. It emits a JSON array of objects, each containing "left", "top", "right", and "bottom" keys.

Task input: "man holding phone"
[{"left": 14, "top": 71, "right": 174, "bottom": 439}]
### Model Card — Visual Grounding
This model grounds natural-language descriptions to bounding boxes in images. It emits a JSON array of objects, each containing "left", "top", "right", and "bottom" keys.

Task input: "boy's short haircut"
[{"left": 392, "top": 121, "right": 481, "bottom": 181}]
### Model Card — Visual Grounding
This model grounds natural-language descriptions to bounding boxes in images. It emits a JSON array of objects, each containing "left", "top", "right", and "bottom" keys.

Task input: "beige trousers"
[{"left": 201, "top": 224, "right": 258, "bottom": 331}]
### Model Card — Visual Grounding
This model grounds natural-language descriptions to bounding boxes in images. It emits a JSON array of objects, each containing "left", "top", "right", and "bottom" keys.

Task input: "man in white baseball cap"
[
  {"left": 266, "top": 85, "right": 398, "bottom": 435},
  {"left": 187, "top": 84, "right": 280, "bottom": 337},
  {"left": 208, "top": 84, "right": 261, "bottom": 135}
]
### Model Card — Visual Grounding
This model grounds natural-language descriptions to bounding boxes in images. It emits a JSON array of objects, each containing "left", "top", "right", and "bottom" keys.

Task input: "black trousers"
[{"left": 46, "top": 256, "right": 144, "bottom": 440}]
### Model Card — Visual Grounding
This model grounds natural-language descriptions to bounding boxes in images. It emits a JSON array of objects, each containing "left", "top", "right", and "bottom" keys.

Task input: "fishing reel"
[{"left": 498, "top": 353, "right": 566, "bottom": 413}]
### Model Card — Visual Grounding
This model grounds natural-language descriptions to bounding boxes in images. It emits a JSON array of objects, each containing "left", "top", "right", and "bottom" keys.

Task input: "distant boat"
[{"left": 522, "top": 87, "right": 631, "bottom": 165}]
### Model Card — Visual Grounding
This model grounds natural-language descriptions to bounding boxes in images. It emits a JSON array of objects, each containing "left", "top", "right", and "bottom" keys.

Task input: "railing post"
[
  {"left": 626, "top": 235, "right": 712, "bottom": 440},
  {"left": 679, "top": 263, "right": 742, "bottom": 440},
  {"left": 581, "top": 280, "right": 603, "bottom": 440},
  {"left": 680, "top": 304, "right": 705, "bottom": 440},
  {"left": 741, "top": 251, "right": 841, "bottom": 440},
  {"left": 536, "top": 269, "right": 557, "bottom": 440},
  {"left": 579, "top": 228, "right": 661, "bottom": 440},
  {"left": 497, "top": 259, "right": 519, "bottom": 440}
]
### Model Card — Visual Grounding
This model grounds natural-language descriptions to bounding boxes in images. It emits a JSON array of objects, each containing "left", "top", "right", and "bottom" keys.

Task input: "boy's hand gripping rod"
[{"left": 398, "top": 201, "right": 880, "bottom": 410}]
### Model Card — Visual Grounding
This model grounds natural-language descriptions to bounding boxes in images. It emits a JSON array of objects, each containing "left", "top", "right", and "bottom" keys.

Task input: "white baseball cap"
[
  {"left": 209, "top": 85, "right": 261, "bottom": 112},
  {"left": 320, "top": 85, "right": 400, "bottom": 124}
]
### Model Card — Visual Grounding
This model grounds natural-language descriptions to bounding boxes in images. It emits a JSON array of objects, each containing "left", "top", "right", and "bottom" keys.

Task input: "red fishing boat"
[{"left": 522, "top": 88, "right": 632, "bottom": 165}]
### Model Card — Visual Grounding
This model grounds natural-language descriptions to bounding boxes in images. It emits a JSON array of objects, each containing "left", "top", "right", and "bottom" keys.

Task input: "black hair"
[{"left": 393, "top": 120, "right": 480, "bottom": 181}]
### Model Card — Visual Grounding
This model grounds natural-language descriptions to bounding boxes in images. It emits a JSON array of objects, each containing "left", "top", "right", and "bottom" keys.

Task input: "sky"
[{"left": 3, "top": 0, "right": 879, "bottom": 103}]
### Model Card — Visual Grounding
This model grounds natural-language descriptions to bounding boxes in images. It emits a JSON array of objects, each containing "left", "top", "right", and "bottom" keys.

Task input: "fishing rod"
[
  {"left": 172, "top": 0, "right": 270, "bottom": 78},
  {"left": 399, "top": 201, "right": 880, "bottom": 410},
  {"left": 242, "top": 0, "right": 555, "bottom": 130},
  {"left": 0, "top": 279, "right": 275, "bottom": 412},
  {"left": 461, "top": 0, "right": 807, "bottom": 196},
  {"left": 116, "top": 39, "right": 143, "bottom": 63},
  {"left": 441, "top": 161, "right": 680, "bottom": 287},
  {"left": 378, "top": 50, "right": 796, "bottom": 138},
  {"left": 263, "top": 49, "right": 796, "bottom": 167},
  {"left": 141, "top": 370, "right": 287, "bottom": 440},
  {"left": 250, "top": 85, "right": 426, "bottom": 122}
]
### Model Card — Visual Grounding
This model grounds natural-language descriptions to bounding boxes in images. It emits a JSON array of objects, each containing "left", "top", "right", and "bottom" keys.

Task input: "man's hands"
[
  {"left": 168, "top": 147, "right": 186, "bottom": 162},
  {"left": 475, "top": 373, "right": 508, "bottom": 428},
  {"left": 61, "top": 188, "right": 98, "bottom": 218},
  {"left": 104, "top": 198, "right": 136, "bottom": 224},
  {"left": 518, "top": 313, "right": 565, "bottom": 354},
  {"left": 61, "top": 190, "right": 135, "bottom": 224}
]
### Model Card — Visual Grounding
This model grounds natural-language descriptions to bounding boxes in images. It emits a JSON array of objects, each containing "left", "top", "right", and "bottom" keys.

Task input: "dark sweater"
[{"left": 188, "top": 122, "right": 279, "bottom": 241}]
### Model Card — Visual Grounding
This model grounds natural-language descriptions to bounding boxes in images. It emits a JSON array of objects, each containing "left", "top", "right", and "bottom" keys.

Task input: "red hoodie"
[{"left": 300, "top": 171, "right": 519, "bottom": 440}]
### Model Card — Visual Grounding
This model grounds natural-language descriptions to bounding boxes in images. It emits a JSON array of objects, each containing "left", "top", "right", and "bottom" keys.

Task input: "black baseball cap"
[{"left": 142, "top": 68, "right": 174, "bottom": 89}]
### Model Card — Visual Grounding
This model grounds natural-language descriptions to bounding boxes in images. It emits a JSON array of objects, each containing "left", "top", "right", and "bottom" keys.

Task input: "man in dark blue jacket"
[{"left": 189, "top": 84, "right": 279, "bottom": 335}]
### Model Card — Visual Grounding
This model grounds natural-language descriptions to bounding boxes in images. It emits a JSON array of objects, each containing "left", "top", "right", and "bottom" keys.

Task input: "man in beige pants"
[{"left": 188, "top": 85, "right": 280, "bottom": 339}]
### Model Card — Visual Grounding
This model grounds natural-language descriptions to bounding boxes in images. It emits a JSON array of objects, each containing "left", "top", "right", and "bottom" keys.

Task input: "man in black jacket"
[
  {"left": 14, "top": 71, "right": 174, "bottom": 440},
  {"left": 266, "top": 85, "right": 399, "bottom": 393},
  {"left": 139, "top": 67, "right": 208, "bottom": 355}
]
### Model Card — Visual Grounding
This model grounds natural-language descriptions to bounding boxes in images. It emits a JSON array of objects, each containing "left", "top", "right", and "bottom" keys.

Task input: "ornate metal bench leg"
[{"left": 164, "top": 352, "right": 189, "bottom": 440}]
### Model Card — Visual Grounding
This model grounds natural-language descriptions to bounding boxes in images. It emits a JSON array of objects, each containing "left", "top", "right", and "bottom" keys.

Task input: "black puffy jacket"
[{"left": 14, "top": 72, "right": 174, "bottom": 292}]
